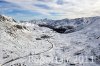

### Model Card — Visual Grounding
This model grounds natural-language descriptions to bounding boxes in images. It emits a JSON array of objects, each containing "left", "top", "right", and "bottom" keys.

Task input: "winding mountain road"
[{"left": 1, "top": 39, "right": 54, "bottom": 66}]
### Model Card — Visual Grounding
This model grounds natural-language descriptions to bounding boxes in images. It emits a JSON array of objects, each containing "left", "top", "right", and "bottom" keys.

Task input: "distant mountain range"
[{"left": 20, "top": 16, "right": 100, "bottom": 33}]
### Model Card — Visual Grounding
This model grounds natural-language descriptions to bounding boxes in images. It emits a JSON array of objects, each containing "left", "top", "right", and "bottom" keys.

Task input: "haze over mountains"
[{"left": 0, "top": 15, "right": 100, "bottom": 66}]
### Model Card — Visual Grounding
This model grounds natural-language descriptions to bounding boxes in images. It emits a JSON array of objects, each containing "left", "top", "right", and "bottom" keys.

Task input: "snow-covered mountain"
[
  {"left": 21, "top": 16, "right": 100, "bottom": 33},
  {"left": 0, "top": 15, "right": 16, "bottom": 22},
  {"left": 0, "top": 15, "right": 100, "bottom": 66}
]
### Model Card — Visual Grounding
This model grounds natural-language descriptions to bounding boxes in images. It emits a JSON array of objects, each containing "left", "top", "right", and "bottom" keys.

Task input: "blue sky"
[{"left": 0, "top": 0, "right": 100, "bottom": 20}]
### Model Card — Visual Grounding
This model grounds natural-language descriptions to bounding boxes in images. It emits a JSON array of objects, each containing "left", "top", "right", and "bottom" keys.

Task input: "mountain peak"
[{"left": 0, "top": 15, "right": 16, "bottom": 22}]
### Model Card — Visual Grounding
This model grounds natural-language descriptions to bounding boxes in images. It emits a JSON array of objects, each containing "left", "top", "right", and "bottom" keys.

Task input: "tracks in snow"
[{"left": 1, "top": 39, "right": 54, "bottom": 66}]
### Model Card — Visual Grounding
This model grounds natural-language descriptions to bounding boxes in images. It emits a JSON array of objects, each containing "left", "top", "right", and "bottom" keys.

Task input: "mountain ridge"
[
  {"left": 0, "top": 15, "right": 100, "bottom": 66},
  {"left": 20, "top": 16, "right": 100, "bottom": 33}
]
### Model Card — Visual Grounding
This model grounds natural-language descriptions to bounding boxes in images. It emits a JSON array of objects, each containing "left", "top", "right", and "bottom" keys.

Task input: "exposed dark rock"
[
  {"left": 41, "top": 35, "right": 51, "bottom": 39},
  {"left": 13, "top": 25, "right": 27, "bottom": 30},
  {"left": 74, "top": 52, "right": 81, "bottom": 55},
  {"left": 38, "top": 24, "right": 75, "bottom": 33},
  {"left": 3, "top": 55, "right": 9, "bottom": 59},
  {"left": 53, "top": 27, "right": 66, "bottom": 33},
  {"left": 14, "top": 25, "right": 23, "bottom": 29},
  {"left": 36, "top": 38, "right": 41, "bottom": 40},
  {"left": 69, "top": 63, "right": 76, "bottom": 66}
]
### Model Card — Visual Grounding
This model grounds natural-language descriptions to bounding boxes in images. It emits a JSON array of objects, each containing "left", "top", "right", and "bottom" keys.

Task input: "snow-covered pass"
[{"left": 0, "top": 15, "right": 100, "bottom": 66}]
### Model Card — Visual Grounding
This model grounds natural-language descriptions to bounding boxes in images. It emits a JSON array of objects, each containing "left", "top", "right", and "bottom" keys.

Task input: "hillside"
[
  {"left": 0, "top": 15, "right": 100, "bottom": 66},
  {"left": 21, "top": 16, "right": 99, "bottom": 33}
]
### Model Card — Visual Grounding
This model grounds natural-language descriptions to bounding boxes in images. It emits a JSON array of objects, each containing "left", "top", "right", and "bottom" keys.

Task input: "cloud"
[
  {"left": 34, "top": 4, "right": 52, "bottom": 10},
  {"left": 0, "top": 0, "right": 19, "bottom": 8},
  {"left": 0, "top": 0, "right": 22, "bottom": 15},
  {"left": 2, "top": 0, "right": 100, "bottom": 19},
  {"left": 56, "top": 0, "right": 64, "bottom": 5},
  {"left": 37, "top": 0, "right": 53, "bottom": 2}
]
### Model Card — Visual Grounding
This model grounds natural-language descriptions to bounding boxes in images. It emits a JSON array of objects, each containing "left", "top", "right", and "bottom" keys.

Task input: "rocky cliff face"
[{"left": 0, "top": 15, "right": 100, "bottom": 66}]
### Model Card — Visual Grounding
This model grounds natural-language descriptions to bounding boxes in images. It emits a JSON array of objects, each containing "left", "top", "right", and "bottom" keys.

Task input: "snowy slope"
[
  {"left": 22, "top": 16, "right": 100, "bottom": 33},
  {"left": 0, "top": 15, "right": 54, "bottom": 66},
  {"left": 0, "top": 15, "right": 100, "bottom": 66}
]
